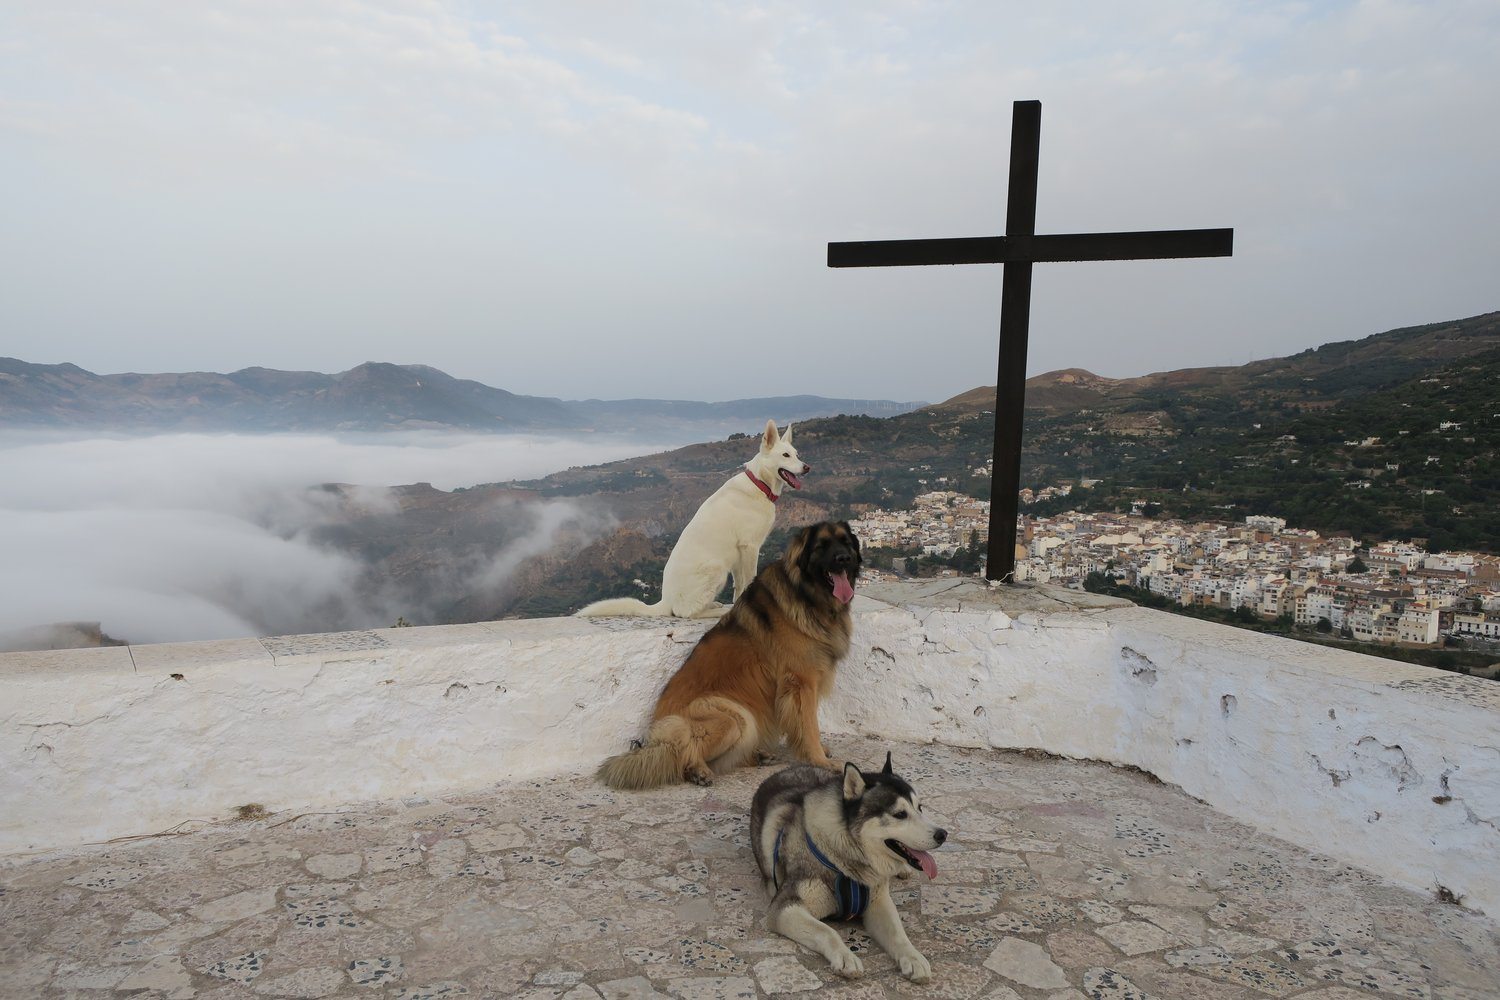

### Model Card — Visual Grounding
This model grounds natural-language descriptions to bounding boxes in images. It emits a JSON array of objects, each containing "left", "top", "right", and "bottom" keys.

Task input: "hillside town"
[{"left": 851, "top": 489, "right": 1500, "bottom": 651}]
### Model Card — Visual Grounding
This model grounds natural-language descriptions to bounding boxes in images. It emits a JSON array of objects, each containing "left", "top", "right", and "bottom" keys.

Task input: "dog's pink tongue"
[
  {"left": 830, "top": 571, "right": 855, "bottom": 604},
  {"left": 912, "top": 849, "right": 937, "bottom": 880}
]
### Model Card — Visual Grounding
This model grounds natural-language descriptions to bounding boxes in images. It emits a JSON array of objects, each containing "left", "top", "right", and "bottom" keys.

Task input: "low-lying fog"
[{"left": 0, "top": 430, "right": 687, "bottom": 650}]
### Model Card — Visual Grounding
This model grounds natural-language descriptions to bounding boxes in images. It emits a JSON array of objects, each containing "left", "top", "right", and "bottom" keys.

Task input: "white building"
[
  {"left": 1396, "top": 607, "right": 1440, "bottom": 646},
  {"left": 1296, "top": 586, "right": 1337, "bottom": 627},
  {"left": 1424, "top": 552, "right": 1476, "bottom": 574},
  {"left": 1368, "top": 543, "right": 1425, "bottom": 573},
  {"left": 1031, "top": 535, "right": 1063, "bottom": 559},
  {"left": 1452, "top": 612, "right": 1500, "bottom": 640}
]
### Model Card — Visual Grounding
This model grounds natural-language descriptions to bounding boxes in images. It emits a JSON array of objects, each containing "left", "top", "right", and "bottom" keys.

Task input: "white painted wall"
[
  {"left": 829, "top": 585, "right": 1500, "bottom": 914},
  {"left": 3, "top": 582, "right": 1497, "bottom": 914},
  {"left": 1, "top": 618, "right": 713, "bottom": 858}
]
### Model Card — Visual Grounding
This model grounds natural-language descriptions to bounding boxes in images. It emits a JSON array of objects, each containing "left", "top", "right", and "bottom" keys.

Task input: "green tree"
[
  {"left": 1083, "top": 571, "right": 1115, "bottom": 594},
  {"left": 952, "top": 529, "right": 984, "bottom": 574}
]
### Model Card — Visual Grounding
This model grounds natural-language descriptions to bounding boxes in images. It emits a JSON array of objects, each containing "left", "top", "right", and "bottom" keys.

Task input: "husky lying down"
[{"left": 750, "top": 754, "right": 947, "bottom": 982}]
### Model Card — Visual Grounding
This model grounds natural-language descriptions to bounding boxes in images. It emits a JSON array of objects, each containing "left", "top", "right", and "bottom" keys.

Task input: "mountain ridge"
[
  {"left": 0, "top": 358, "right": 926, "bottom": 434},
  {"left": 931, "top": 310, "right": 1500, "bottom": 415}
]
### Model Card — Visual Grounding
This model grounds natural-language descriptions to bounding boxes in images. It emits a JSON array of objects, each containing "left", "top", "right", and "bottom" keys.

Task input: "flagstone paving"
[{"left": 2, "top": 737, "right": 1496, "bottom": 999}]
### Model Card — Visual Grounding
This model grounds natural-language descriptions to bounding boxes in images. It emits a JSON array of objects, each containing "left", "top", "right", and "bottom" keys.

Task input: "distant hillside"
[
  {"left": 993, "top": 311, "right": 1500, "bottom": 549},
  {"left": 0, "top": 359, "right": 925, "bottom": 434},
  {"left": 494, "top": 310, "right": 1500, "bottom": 613},
  {"left": 934, "top": 311, "right": 1500, "bottom": 418}
]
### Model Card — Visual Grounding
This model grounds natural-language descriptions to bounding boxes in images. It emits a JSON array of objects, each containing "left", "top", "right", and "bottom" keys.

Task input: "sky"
[{"left": 3, "top": 1, "right": 1498, "bottom": 403}]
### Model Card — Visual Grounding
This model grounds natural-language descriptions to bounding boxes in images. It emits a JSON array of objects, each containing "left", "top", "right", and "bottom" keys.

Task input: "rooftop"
[
  {"left": 5, "top": 736, "right": 1497, "bottom": 1000},
  {"left": 3, "top": 580, "right": 1499, "bottom": 999}
]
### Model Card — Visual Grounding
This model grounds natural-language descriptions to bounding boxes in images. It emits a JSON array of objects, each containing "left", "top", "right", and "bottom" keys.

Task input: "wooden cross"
[{"left": 829, "top": 100, "right": 1233, "bottom": 583}]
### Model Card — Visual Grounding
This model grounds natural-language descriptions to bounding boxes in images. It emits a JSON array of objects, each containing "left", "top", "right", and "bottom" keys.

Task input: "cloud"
[
  {"left": 0, "top": 430, "right": 652, "bottom": 647},
  {"left": 0, "top": 430, "right": 671, "bottom": 510},
  {"left": 471, "top": 499, "right": 603, "bottom": 593},
  {"left": 0, "top": 1, "right": 708, "bottom": 182},
  {"left": 0, "top": 506, "right": 362, "bottom": 645}
]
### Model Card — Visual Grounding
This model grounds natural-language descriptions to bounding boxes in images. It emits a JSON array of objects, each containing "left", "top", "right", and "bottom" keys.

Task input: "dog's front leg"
[
  {"left": 731, "top": 545, "right": 758, "bottom": 601},
  {"left": 862, "top": 884, "right": 931, "bottom": 983},
  {"left": 775, "top": 674, "right": 834, "bottom": 769},
  {"left": 767, "top": 895, "right": 863, "bottom": 978}
]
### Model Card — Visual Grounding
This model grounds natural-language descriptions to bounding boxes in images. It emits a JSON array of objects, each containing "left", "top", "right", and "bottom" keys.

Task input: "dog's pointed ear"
[
  {"left": 761, "top": 419, "right": 779, "bottom": 451},
  {"left": 842, "top": 762, "right": 866, "bottom": 801},
  {"left": 782, "top": 422, "right": 794, "bottom": 446},
  {"left": 783, "top": 524, "right": 811, "bottom": 571},
  {"left": 882, "top": 751, "right": 893, "bottom": 775}
]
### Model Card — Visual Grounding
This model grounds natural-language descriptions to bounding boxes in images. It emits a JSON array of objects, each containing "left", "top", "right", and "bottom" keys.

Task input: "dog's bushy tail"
[
  {"left": 597, "top": 731, "right": 683, "bottom": 789},
  {"left": 575, "top": 597, "right": 669, "bottom": 617}
]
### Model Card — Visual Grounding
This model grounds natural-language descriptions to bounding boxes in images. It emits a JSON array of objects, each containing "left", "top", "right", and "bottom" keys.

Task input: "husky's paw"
[
  {"left": 897, "top": 950, "right": 932, "bottom": 983},
  {"left": 827, "top": 949, "right": 864, "bottom": 979}
]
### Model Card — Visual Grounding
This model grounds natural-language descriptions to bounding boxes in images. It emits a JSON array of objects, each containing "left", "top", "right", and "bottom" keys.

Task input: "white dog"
[{"left": 576, "top": 420, "right": 810, "bottom": 618}]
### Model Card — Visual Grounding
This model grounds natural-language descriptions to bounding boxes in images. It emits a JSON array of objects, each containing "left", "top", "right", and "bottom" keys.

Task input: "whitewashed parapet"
[
  {"left": 831, "top": 582, "right": 1500, "bottom": 914},
  {"left": 1, "top": 616, "right": 711, "bottom": 856},
  {"left": 1101, "top": 606, "right": 1500, "bottom": 914},
  {"left": 3, "top": 581, "right": 1497, "bottom": 914}
]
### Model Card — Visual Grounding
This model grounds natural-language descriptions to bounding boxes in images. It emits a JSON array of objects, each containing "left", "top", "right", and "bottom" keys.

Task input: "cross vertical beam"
[{"left": 989, "top": 100, "right": 1041, "bottom": 582}]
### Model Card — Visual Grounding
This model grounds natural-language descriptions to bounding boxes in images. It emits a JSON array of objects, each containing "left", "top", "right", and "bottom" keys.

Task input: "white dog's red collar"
[{"left": 744, "top": 469, "right": 778, "bottom": 503}]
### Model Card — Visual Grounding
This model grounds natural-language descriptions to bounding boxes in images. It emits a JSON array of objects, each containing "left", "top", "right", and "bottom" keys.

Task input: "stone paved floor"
[{"left": 2, "top": 737, "right": 1497, "bottom": 1000}]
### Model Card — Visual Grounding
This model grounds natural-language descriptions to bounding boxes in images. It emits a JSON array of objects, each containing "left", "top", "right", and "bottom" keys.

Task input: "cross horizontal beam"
[{"left": 828, "top": 228, "right": 1233, "bottom": 268}]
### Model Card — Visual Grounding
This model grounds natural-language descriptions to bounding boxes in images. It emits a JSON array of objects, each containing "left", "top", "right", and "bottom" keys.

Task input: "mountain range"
[
  {"left": 0, "top": 359, "right": 924, "bottom": 434},
  {"left": 5, "top": 310, "right": 1496, "bottom": 632},
  {"left": 270, "top": 309, "right": 1492, "bottom": 624}
]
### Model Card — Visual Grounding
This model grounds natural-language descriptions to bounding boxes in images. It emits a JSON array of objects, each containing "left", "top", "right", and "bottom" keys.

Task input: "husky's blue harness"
[{"left": 772, "top": 827, "right": 870, "bottom": 920}]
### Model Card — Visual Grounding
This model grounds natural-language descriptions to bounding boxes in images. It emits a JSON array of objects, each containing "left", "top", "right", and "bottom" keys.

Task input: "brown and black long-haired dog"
[{"left": 597, "top": 521, "right": 862, "bottom": 789}]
